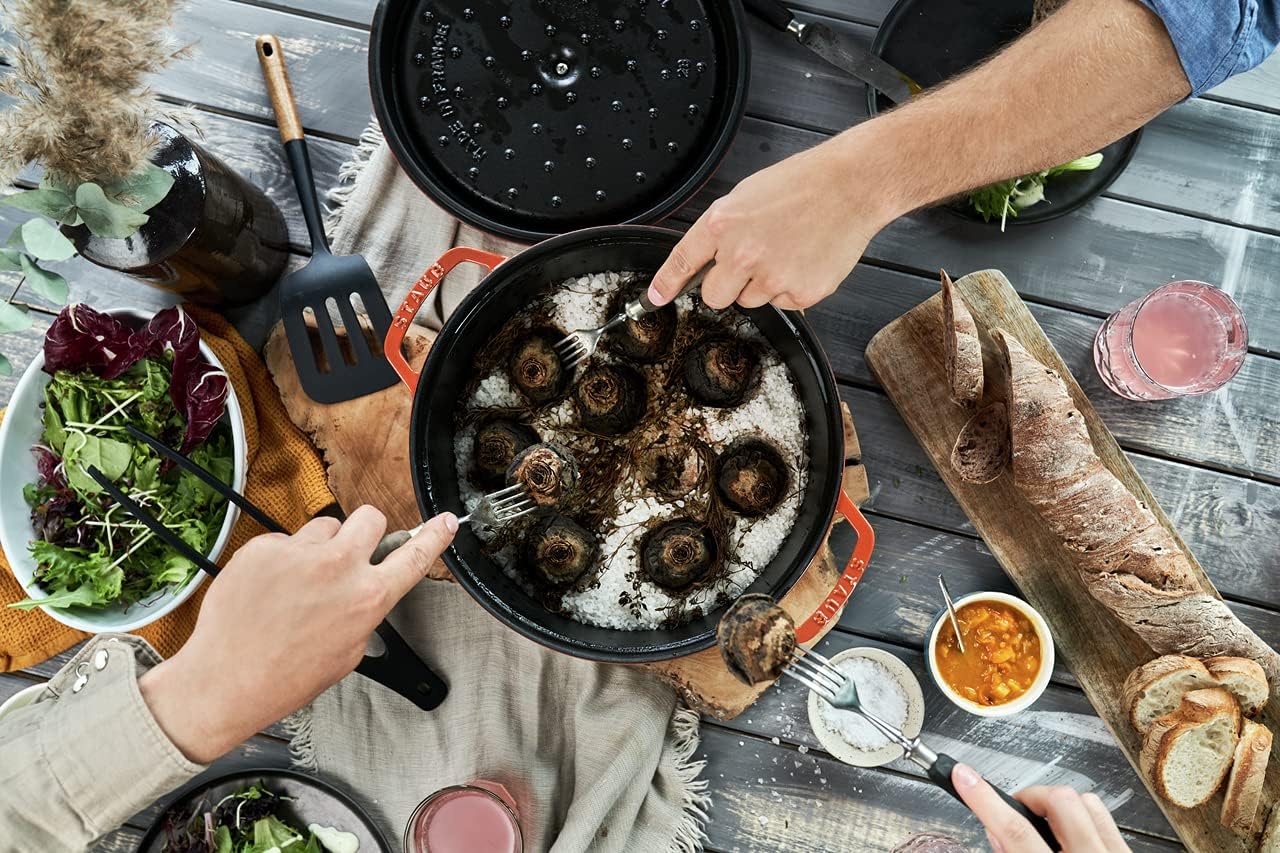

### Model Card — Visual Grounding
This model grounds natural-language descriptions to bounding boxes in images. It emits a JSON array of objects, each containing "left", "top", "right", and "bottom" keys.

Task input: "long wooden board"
[{"left": 865, "top": 269, "right": 1277, "bottom": 852}]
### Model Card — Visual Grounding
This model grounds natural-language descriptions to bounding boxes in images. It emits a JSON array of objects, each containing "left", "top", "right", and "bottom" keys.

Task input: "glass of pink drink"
[
  {"left": 1093, "top": 281, "right": 1247, "bottom": 400},
  {"left": 405, "top": 783, "right": 523, "bottom": 853}
]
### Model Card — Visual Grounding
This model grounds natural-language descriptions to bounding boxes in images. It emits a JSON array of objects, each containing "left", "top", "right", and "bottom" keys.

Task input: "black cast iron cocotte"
[{"left": 384, "top": 226, "right": 875, "bottom": 662}]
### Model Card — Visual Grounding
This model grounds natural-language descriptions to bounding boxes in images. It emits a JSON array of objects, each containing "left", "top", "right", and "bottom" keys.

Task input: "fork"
[
  {"left": 369, "top": 483, "right": 536, "bottom": 562},
  {"left": 784, "top": 648, "right": 1057, "bottom": 847},
  {"left": 554, "top": 264, "right": 713, "bottom": 371}
]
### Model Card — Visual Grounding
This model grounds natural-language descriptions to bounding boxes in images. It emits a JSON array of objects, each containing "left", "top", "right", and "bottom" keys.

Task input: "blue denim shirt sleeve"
[{"left": 1139, "top": 0, "right": 1280, "bottom": 96}]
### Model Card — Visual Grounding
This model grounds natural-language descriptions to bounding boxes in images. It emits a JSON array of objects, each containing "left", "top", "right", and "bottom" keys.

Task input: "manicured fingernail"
[
  {"left": 986, "top": 830, "right": 1005, "bottom": 853},
  {"left": 647, "top": 283, "right": 665, "bottom": 305},
  {"left": 442, "top": 512, "right": 459, "bottom": 534},
  {"left": 953, "top": 763, "right": 981, "bottom": 789}
]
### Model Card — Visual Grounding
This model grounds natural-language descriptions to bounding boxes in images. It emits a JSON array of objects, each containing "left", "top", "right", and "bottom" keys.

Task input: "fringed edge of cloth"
[
  {"left": 324, "top": 118, "right": 386, "bottom": 235},
  {"left": 667, "top": 704, "right": 712, "bottom": 853},
  {"left": 283, "top": 704, "right": 318, "bottom": 773}
]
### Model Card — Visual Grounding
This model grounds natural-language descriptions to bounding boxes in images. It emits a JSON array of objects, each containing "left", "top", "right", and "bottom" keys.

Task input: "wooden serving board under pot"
[
  {"left": 264, "top": 321, "right": 870, "bottom": 721},
  {"left": 865, "top": 268, "right": 1277, "bottom": 853}
]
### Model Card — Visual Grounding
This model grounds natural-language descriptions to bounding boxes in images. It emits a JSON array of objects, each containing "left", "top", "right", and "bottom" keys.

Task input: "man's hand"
[
  {"left": 649, "top": 0, "right": 1189, "bottom": 314},
  {"left": 139, "top": 507, "right": 457, "bottom": 763},
  {"left": 647, "top": 139, "right": 896, "bottom": 311}
]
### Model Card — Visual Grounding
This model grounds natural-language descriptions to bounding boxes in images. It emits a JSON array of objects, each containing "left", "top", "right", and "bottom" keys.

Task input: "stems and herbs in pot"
[
  {"left": 0, "top": 0, "right": 190, "bottom": 373},
  {"left": 10, "top": 304, "right": 232, "bottom": 611}
]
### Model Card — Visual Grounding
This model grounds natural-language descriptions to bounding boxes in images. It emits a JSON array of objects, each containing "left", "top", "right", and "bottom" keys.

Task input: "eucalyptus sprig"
[{"left": 0, "top": 162, "right": 175, "bottom": 374}]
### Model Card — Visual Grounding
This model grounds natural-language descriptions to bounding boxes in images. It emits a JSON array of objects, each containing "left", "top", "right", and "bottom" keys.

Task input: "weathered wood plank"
[
  {"left": 674, "top": 116, "right": 1280, "bottom": 358},
  {"left": 718, "top": 632, "right": 1178, "bottom": 840},
  {"left": 169, "top": 2, "right": 373, "bottom": 141},
  {"left": 698, "top": 723, "right": 1181, "bottom": 852},
  {"left": 833, "top": 382, "right": 1280, "bottom": 609},
  {"left": 807, "top": 263, "right": 1280, "bottom": 483}
]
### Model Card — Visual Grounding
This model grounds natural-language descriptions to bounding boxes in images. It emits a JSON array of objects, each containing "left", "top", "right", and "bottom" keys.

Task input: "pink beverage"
[
  {"left": 406, "top": 783, "right": 523, "bottom": 853},
  {"left": 1093, "top": 281, "right": 1247, "bottom": 400}
]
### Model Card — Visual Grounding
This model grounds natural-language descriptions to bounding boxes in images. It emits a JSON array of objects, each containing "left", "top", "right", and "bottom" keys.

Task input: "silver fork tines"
[
  {"left": 554, "top": 315, "right": 626, "bottom": 371},
  {"left": 782, "top": 650, "right": 910, "bottom": 750},
  {"left": 459, "top": 483, "right": 537, "bottom": 526}
]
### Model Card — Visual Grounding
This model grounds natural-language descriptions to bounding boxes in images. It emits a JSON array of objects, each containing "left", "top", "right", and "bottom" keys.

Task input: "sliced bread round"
[
  {"left": 950, "top": 402, "right": 1010, "bottom": 484},
  {"left": 1138, "top": 687, "right": 1241, "bottom": 808},
  {"left": 1205, "top": 656, "right": 1270, "bottom": 718},
  {"left": 1124, "top": 655, "right": 1216, "bottom": 733},
  {"left": 941, "top": 270, "right": 983, "bottom": 407},
  {"left": 1220, "top": 719, "right": 1273, "bottom": 836}
]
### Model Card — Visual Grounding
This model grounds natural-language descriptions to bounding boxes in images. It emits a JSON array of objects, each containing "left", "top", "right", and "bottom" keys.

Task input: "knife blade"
[{"left": 744, "top": 0, "right": 920, "bottom": 105}]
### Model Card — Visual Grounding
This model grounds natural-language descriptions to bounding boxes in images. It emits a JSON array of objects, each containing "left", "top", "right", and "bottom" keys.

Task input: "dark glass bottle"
[{"left": 65, "top": 123, "right": 289, "bottom": 306}]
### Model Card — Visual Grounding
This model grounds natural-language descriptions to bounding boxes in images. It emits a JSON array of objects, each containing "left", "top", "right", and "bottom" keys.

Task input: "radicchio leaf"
[
  {"left": 42, "top": 304, "right": 132, "bottom": 375},
  {"left": 178, "top": 362, "right": 229, "bottom": 452},
  {"left": 101, "top": 305, "right": 198, "bottom": 380},
  {"left": 29, "top": 446, "right": 90, "bottom": 547}
]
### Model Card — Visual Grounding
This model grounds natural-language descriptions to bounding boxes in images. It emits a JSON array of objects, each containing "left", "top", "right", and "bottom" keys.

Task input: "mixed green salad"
[
  {"left": 10, "top": 304, "right": 232, "bottom": 611},
  {"left": 160, "top": 784, "right": 359, "bottom": 853},
  {"left": 968, "top": 152, "right": 1104, "bottom": 230}
]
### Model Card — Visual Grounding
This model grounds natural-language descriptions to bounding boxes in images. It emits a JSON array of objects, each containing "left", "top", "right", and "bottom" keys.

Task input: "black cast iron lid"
[{"left": 372, "top": 0, "right": 746, "bottom": 242}]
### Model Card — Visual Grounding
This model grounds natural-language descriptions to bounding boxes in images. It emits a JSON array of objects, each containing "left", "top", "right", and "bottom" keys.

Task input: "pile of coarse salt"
[{"left": 818, "top": 657, "right": 909, "bottom": 750}]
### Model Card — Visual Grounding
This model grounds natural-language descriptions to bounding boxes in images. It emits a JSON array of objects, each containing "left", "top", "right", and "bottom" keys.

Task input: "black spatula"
[{"left": 256, "top": 34, "right": 399, "bottom": 404}]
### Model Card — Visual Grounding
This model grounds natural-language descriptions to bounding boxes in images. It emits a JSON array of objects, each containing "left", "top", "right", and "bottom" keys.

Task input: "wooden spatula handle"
[{"left": 256, "top": 34, "right": 304, "bottom": 144}]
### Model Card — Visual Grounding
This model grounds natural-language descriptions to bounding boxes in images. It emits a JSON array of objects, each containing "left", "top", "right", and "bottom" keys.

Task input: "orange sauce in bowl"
[{"left": 935, "top": 600, "right": 1042, "bottom": 706}]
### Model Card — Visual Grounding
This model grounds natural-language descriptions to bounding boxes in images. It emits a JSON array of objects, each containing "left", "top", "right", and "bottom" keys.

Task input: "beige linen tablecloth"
[{"left": 285, "top": 122, "right": 710, "bottom": 853}]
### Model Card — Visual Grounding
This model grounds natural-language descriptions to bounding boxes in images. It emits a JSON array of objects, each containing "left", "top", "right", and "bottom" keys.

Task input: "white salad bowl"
[{"left": 0, "top": 307, "right": 246, "bottom": 633}]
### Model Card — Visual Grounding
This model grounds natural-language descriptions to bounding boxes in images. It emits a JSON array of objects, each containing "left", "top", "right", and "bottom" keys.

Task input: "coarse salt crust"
[
  {"left": 819, "top": 658, "right": 909, "bottom": 750},
  {"left": 454, "top": 270, "right": 810, "bottom": 630}
]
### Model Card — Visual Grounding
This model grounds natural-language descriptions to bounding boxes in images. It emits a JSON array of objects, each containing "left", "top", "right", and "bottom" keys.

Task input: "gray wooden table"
[{"left": 2, "top": 2, "right": 1278, "bottom": 850}]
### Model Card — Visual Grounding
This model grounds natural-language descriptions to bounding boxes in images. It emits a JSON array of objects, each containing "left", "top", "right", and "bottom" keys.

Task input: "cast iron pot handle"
[
  {"left": 385, "top": 247, "right": 509, "bottom": 387},
  {"left": 795, "top": 489, "right": 875, "bottom": 644},
  {"left": 354, "top": 621, "right": 448, "bottom": 711}
]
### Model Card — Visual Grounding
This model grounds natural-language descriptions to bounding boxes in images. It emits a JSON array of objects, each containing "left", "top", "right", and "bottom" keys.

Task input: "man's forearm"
[{"left": 829, "top": 0, "right": 1190, "bottom": 219}]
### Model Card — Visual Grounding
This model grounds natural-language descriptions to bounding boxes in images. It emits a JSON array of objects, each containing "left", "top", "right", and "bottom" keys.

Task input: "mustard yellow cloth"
[{"left": 0, "top": 307, "right": 335, "bottom": 671}]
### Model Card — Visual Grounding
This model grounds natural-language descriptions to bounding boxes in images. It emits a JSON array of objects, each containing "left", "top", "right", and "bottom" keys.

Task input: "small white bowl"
[
  {"left": 0, "top": 307, "right": 246, "bottom": 633},
  {"left": 925, "top": 591, "right": 1055, "bottom": 718},
  {"left": 0, "top": 682, "right": 47, "bottom": 722},
  {"left": 807, "top": 646, "right": 926, "bottom": 767}
]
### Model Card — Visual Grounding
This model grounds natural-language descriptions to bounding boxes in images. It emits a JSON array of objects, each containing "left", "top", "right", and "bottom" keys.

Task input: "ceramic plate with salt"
[{"left": 806, "top": 647, "right": 926, "bottom": 768}]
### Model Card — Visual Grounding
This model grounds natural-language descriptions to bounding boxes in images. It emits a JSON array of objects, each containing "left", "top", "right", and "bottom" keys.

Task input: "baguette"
[
  {"left": 1221, "top": 720, "right": 1272, "bottom": 836},
  {"left": 994, "top": 328, "right": 1280, "bottom": 695},
  {"left": 950, "top": 402, "right": 1009, "bottom": 484},
  {"left": 1139, "top": 687, "right": 1240, "bottom": 808},
  {"left": 1207, "top": 657, "right": 1270, "bottom": 718},
  {"left": 1124, "top": 655, "right": 1216, "bottom": 733},
  {"left": 941, "top": 270, "right": 983, "bottom": 407}
]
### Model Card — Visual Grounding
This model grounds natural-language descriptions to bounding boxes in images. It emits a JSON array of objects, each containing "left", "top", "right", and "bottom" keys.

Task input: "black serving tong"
[
  {"left": 86, "top": 426, "right": 448, "bottom": 712},
  {"left": 255, "top": 34, "right": 399, "bottom": 404}
]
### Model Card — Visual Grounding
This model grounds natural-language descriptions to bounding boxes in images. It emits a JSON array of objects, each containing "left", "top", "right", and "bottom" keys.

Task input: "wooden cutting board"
[
  {"left": 865, "top": 269, "right": 1276, "bottom": 852},
  {"left": 264, "top": 323, "right": 869, "bottom": 720}
]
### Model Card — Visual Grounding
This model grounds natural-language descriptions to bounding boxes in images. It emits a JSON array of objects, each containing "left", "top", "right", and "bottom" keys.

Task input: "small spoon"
[{"left": 937, "top": 574, "right": 966, "bottom": 655}]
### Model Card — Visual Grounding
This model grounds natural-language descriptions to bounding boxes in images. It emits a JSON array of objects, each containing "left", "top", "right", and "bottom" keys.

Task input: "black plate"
[
  {"left": 370, "top": 0, "right": 750, "bottom": 243},
  {"left": 136, "top": 768, "right": 391, "bottom": 852},
  {"left": 867, "top": 0, "right": 1142, "bottom": 226}
]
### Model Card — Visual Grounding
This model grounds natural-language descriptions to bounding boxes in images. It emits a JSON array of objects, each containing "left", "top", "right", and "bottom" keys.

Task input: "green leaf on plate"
[
  {"left": 0, "top": 300, "right": 31, "bottom": 333},
  {"left": 75, "top": 182, "right": 149, "bottom": 239},
  {"left": 17, "top": 218, "right": 77, "bottom": 261},
  {"left": 99, "top": 163, "right": 175, "bottom": 213},
  {"left": 64, "top": 433, "right": 134, "bottom": 493},
  {"left": 0, "top": 185, "right": 77, "bottom": 222},
  {"left": 19, "top": 255, "right": 68, "bottom": 303},
  {"left": 7, "top": 584, "right": 102, "bottom": 611}
]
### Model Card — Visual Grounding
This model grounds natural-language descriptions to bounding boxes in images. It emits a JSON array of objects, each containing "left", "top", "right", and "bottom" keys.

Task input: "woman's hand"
[
  {"left": 139, "top": 507, "right": 457, "bottom": 763},
  {"left": 646, "top": 132, "right": 901, "bottom": 312},
  {"left": 952, "top": 763, "right": 1131, "bottom": 852}
]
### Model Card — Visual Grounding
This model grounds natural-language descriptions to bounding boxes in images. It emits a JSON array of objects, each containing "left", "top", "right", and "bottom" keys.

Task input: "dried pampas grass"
[{"left": 0, "top": 0, "right": 189, "bottom": 187}]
